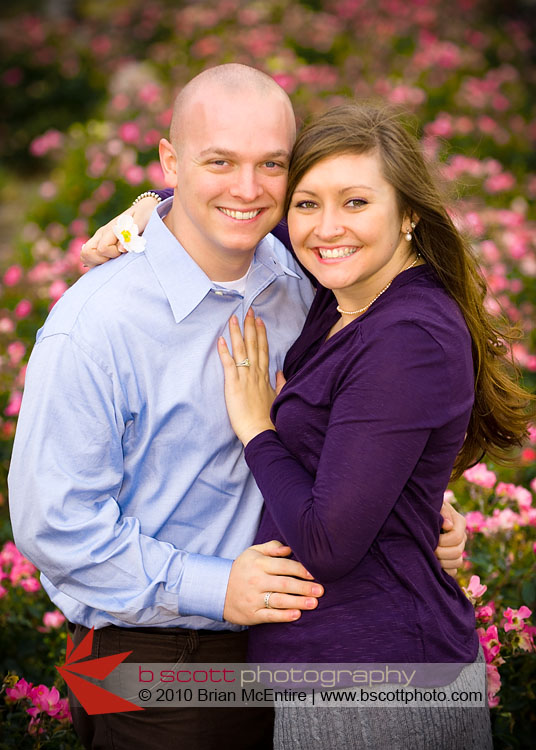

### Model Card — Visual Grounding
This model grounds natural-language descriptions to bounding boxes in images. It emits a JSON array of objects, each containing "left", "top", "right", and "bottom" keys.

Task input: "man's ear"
[{"left": 159, "top": 138, "right": 178, "bottom": 189}]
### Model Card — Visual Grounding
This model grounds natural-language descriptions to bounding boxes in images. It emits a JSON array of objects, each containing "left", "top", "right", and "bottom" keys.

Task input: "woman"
[
  {"left": 213, "top": 103, "right": 531, "bottom": 748},
  {"left": 81, "top": 104, "right": 530, "bottom": 748}
]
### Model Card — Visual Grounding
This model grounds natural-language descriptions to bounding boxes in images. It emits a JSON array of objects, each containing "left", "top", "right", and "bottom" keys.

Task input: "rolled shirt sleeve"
[{"left": 9, "top": 332, "right": 232, "bottom": 625}]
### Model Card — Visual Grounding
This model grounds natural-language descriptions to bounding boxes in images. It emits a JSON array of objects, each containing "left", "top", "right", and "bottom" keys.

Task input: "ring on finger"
[
  {"left": 264, "top": 591, "right": 274, "bottom": 609},
  {"left": 236, "top": 358, "right": 251, "bottom": 368}
]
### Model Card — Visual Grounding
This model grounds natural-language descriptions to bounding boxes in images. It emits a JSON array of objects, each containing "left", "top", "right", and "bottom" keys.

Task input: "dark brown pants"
[{"left": 68, "top": 623, "right": 273, "bottom": 750}]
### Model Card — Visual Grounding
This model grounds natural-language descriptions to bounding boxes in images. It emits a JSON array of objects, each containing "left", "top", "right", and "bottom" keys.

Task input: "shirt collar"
[
  {"left": 143, "top": 197, "right": 301, "bottom": 323},
  {"left": 252, "top": 233, "right": 302, "bottom": 281}
]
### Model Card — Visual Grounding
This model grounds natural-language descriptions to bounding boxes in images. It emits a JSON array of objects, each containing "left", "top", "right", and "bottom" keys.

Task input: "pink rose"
[
  {"left": 14, "top": 300, "right": 32, "bottom": 319},
  {"left": 30, "top": 684, "right": 63, "bottom": 717},
  {"left": 3, "top": 264, "right": 23, "bottom": 286},
  {"left": 0, "top": 317, "right": 15, "bottom": 333},
  {"left": 503, "top": 606, "right": 532, "bottom": 632},
  {"left": 118, "top": 122, "right": 141, "bottom": 144},
  {"left": 19, "top": 577, "right": 41, "bottom": 593},
  {"left": 6, "top": 678, "right": 34, "bottom": 701},
  {"left": 0, "top": 541, "right": 23, "bottom": 566},
  {"left": 124, "top": 165, "right": 145, "bottom": 185},
  {"left": 509, "top": 629, "right": 534, "bottom": 652},
  {"left": 463, "top": 575, "right": 487, "bottom": 603},
  {"left": 43, "top": 610, "right": 66, "bottom": 629},
  {"left": 49, "top": 280, "right": 68, "bottom": 302},
  {"left": 4, "top": 391, "right": 23, "bottom": 417},
  {"left": 475, "top": 603, "right": 496, "bottom": 623},
  {"left": 484, "top": 173, "right": 516, "bottom": 193},
  {"left": 146, "top": 161, "right": 165, "bottom": 187},
  {"left": 486, "top": 663, "right": 501, "bottom": 697},
  {"left": 477, "top": 625, "right": 502, "bottom": 664},
  {"left": 463, "top": 463, "right": 496, "bottom": 488},
  {"left": 7, "top": 341, "right": 26, "bottom": 366}
]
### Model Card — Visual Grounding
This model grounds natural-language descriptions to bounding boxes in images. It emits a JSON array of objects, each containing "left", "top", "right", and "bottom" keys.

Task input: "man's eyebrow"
[
  {"left": 198, "top": 148, "right": 290, "bottom": 160},
  {"left": 263, "top": 150, "right": 291, "bottom": 161}
]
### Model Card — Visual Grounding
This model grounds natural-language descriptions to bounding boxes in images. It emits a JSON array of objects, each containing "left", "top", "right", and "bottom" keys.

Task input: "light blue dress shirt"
[{"left": 8, "top": 199, "right": 314, "bottom": 630}]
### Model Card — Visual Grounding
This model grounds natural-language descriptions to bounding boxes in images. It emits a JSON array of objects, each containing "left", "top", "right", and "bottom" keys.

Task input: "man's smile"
[{"left": 218, "top": 207, "right": 263, "bottom": 221}]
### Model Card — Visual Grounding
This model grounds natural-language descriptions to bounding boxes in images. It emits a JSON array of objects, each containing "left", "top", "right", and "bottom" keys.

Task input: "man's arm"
[
  {"left": 436, "top": 501, "right": 467, "bottom": 577},
  {"left": 9, "top": 331, "right": 321, "bottom": 626}
]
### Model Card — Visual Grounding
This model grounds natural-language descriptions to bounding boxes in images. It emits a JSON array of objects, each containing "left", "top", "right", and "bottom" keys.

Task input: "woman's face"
[{"left": 287, "top": 151, "right": 412, "bottom": 303}]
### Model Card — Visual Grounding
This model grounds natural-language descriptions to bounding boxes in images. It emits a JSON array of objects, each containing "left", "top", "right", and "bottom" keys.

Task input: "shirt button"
[{"left": 214, "top": 291, "right": 224, "bottom": 296}]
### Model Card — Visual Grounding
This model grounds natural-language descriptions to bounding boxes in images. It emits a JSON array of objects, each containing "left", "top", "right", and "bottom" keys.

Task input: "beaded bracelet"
[{"left": 132, "top": 191, "right": 163, "bottom": 206}]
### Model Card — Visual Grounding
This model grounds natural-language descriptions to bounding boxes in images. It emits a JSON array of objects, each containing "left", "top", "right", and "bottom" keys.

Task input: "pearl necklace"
[{"left": 336, "top": 255, "right": 421, "bottom": 316}]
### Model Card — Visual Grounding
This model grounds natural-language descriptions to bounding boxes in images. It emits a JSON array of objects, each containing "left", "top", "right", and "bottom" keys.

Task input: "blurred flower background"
[{"left": 0, "top": 0, "right": 535, "bottom": 746}]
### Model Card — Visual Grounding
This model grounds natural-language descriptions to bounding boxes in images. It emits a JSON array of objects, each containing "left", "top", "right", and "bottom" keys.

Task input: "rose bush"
[
  {"left": 1, "top": 1, "right": 534, "bottom": 747},
  {"left": 453, "top": 466, "right": 536, "bottom": 746},
  {"left": 0, "top": 541, "right": 80, "bottom": 748}
]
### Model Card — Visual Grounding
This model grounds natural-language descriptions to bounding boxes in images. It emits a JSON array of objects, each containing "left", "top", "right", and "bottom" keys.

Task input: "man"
[{"left": 9, "top": 64, "right": 465, "bottom": 750}]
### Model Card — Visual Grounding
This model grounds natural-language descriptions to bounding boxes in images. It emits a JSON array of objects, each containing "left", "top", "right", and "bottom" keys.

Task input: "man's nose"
[{"left": 229, "top": 167, "right": 263, "bottom": 202}]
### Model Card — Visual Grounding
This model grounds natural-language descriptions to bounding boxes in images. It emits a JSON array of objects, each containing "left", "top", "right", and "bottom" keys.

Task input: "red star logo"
[{"left": 57, "top": 627, "right": 143, "bottom": 715}]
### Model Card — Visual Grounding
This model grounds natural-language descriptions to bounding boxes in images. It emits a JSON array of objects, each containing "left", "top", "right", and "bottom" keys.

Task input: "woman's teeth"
[{"left": 318, "top": 247, "right": 358, "bottom": 259}]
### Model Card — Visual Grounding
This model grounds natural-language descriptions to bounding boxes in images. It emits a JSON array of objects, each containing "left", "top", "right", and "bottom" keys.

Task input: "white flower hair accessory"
[{"left": 113, "top": 214, "right": 146, "bottom": 254}]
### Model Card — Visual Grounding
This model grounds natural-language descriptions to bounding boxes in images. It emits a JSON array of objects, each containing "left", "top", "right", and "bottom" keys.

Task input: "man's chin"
[
  {"left": 221, "top": 210, "right": 281, "bottom": 236},
  {"left": 224, "top": 226, "right": 276, "bottom": 250}
]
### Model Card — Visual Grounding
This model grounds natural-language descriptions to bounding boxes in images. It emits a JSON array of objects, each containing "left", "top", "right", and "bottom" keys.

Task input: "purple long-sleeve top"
[
  {"left": 245, "top": 265, "right": 479, "bottom": 664},
  {"left": 153, "top": 190, "right": 478, "bottom": 663}
]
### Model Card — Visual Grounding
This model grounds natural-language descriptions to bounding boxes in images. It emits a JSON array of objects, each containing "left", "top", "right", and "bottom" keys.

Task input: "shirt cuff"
[{"left": 178, "top": 553, "right": 234, "bottom": 621}]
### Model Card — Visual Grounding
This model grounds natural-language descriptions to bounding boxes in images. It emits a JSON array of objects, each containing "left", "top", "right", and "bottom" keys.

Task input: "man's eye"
[
  {"left": 263, "top": 161, "right": 286, "bottom": 171},
  {"left": 211, "top": 160, "right": 229, "bottom": 167}
]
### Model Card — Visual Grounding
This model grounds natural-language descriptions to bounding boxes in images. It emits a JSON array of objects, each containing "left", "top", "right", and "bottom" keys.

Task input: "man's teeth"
[
  {"left": 219, "top": 208, "right": 262, "bottom": 220},
  {"left": 318, "top": 247, "right": 358, "bottom": 259}
]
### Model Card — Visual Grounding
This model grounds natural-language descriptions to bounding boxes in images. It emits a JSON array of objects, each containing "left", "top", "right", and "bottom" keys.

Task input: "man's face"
[{"left": 162, "top": 87, "right": 294, "bottom": 280}]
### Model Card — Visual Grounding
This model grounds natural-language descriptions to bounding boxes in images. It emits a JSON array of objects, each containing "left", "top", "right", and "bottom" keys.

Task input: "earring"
[{"left": 405, "top": 221, "right": 416, "bottom": 241}]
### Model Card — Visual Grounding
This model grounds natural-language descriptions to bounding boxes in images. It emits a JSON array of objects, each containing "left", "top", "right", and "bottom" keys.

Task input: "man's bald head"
[{"left": 170, "top": 64, "right": 296, "bottom": 149}]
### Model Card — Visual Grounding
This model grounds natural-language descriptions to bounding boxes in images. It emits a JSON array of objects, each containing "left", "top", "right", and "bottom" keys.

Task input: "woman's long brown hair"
[{"left": 285, "top": 103, "right": 533, "bottom": 478}]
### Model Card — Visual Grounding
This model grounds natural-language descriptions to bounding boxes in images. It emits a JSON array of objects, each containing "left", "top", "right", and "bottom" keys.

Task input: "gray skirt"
[{"left": 273, "top": 647, "right": 493, "bottom": 750}]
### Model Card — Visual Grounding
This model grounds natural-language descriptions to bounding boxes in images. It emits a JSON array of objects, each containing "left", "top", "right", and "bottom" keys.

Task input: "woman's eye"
[
  {"left": 295, "top": 200, "right": 317, "bottom": 209},
  {"left": 346, "top": 198, "right": 367, "bottom": 208}
]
